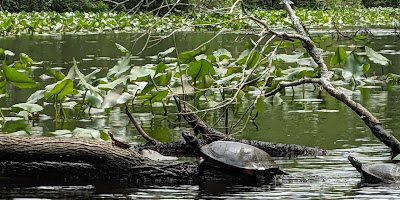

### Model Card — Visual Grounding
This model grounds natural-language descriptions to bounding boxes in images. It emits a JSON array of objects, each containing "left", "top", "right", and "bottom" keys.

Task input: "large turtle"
[
  {"left": 348, "top": 155, "right": 400, "bottom": 183},
  {"left": 182, "top": 132, "right": 287, "bottom": 180}
]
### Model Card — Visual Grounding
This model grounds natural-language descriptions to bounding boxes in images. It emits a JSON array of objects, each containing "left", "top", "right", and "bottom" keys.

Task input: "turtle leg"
[
  {"left": 255, "top": 172, "right": 266, "bottom": 183},
  {"left": 198, "top": 160, "right": 208, "bottom": 175}
]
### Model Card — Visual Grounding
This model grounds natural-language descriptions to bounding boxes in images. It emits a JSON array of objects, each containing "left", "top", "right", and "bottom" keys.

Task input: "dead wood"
[
  {"left": 179, "top": 104, "right": 330, "bottom": 157},
  {"left": 125, "top": 107, "right": 162, "bottom": 146},
  {"left": 0, "top": 135, "right": 196, "bottom": 183},
  {"left": 279, "top": 0, "right": 400, "bottom": 158},
  {"left": 0, "top": 135, "right": 282, "bottom": 184}
]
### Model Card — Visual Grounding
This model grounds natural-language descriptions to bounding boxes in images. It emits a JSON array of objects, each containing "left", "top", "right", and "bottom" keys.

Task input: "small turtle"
[
  {"left": 348, "top": 155, "right": 400, "bottom": 183},
  {"left": 182, "top": 132, "right": 287, "bottom": 180}
]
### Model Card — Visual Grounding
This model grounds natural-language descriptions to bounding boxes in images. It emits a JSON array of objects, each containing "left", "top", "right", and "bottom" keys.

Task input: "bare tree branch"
[
  {"left": 279, "top": 0, "right": 400, "bottom": 157},
  {"left": 125, "top": 107, "right": 162, "bottom": 146},
  {"left": 264, "top": 78, "right": 321, "bottom": 98}
]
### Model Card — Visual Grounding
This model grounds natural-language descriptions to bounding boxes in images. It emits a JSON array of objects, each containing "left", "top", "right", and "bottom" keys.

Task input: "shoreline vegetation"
[{"left": 0, "top": 7, "right": 398, "bottom": 35}]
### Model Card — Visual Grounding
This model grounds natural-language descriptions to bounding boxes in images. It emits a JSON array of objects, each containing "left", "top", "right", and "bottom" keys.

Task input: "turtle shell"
[
  {"left": 362, "top": 163, "right": 400, "bottom": 182},
  {"left": 200, "top": 141, "right": 278, "bottom": 171}
]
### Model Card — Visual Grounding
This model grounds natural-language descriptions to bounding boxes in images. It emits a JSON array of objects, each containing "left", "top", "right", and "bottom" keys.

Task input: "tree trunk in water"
[
  {"left": 0, "top": 135, "right": 277, "bottom": 184},
  {"left": 0, "top": 135, "right": 196, "bottom": 183},
  {"left": 179, "top": 104, "right": 330, "bottom": 157}
]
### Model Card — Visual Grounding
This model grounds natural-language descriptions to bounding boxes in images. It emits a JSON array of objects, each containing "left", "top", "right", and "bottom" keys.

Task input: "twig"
[
  {"left": 265, "top": 78, "right": 321, "bottom": 98},
  {"left": 108, "top": 132, "right": 131, "bottom": 149},
  {"left": 125, "top": 107, "right": 162, "bottom": 146}
]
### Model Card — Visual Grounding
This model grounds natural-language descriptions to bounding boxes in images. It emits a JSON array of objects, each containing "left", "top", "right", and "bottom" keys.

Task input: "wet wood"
[
  {"left": 0, "top": 135, "right": 280, "bottom": 184},
  {"left": 180, "top": 104, "right": 330, "bottom": 157},
  {"left": 0, "top": 135, "right": 195, "bottom": 182}
]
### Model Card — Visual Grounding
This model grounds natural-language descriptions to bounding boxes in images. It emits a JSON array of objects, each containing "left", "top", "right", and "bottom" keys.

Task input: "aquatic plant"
[{"left": 0, "top": 8, "right": 399, "bottom": 35}]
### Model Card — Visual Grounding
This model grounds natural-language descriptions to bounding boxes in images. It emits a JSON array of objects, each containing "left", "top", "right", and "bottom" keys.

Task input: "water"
[{"left": 1, "top": 31, "right": 400, "bottom": 199}]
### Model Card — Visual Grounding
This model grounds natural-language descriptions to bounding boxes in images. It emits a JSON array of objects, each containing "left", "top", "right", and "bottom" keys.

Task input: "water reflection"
[{"left": 0, "top": 31, "right": 400, "bottom": 199}]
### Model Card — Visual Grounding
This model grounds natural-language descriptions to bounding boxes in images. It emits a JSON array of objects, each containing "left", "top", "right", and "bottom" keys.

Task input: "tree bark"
[
  {"left": 179, "top": 104, "right": 330, "bottom": 157},
  {"left": 0, "top": 135, "right": 280, "bottom": 184},
  {"left": 280, "top": 0, "right": 400, "bottom": 158},
  {"left": 0, "top": 135, "right": 197, "bottom": 183}
]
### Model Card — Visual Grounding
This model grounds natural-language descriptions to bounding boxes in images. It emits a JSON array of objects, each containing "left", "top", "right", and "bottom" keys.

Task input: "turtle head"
[
  {"left": 348, "top": 155, "right": 363, "bottom": 173},
  {"left": 182, "top": 131, "right": 202, "bottom": 151}
]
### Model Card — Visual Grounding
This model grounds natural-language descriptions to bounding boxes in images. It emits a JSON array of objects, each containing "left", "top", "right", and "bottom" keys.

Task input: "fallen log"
[
  {"left": 178, "top": 104, "right": 330, "bottom": 157},
  {"left": 0, "top": 135, "right": 277, "bottom": 184},
  {"left": 0, "top": 135, "right": 196, "bottom": 183}
]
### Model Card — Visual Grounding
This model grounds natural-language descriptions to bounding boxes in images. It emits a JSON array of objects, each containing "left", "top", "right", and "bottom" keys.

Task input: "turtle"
[
  {"left": 182, "top": 132, "right": 287, "bottom": 181},
  {"left": 348, "top": 155, "right": 400, "bottom": 183}
]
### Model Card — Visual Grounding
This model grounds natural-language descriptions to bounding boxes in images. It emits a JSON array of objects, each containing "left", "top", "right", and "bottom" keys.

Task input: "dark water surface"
[{"left": 1, "top": 31, "right": 400, "bottom": 199}]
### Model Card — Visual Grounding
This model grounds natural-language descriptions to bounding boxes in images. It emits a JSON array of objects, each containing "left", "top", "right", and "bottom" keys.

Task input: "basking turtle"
[
  {"left": 182, "top": 132, "right": 287, "bottom": 180},
  {"left": 348, "top": 155, "right": 400, "bottom": 183}
]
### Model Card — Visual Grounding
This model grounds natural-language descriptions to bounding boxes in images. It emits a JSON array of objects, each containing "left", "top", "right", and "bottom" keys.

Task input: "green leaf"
[
  {"left": 86, "top": 93, "right": 103, "bottom": 108},
  {"left": 130, "top": 66, "right": 155, "bottom": 81},
  {"left": 276, "top": 53, "right": 303, "bottom": 63},
  {"left": 187, "top": 59, "right": 215, "bottom": 79},
  {"left": 330, "top": 47, "right": 347, "bottom": 67},
  {"left": 363, "top": 64, "right": 370, "bottom": 74},
  {"left": 354, "top": 36, "right": 366, "bottom": 42},
  {"left": 11, "top": 103, "right": 44, "bottom": 113},
  {"left": 213, "top": 49, "right": 232, "bottom": 61},
  {"left": 321, "top": 35, "right": 330, "bottom": 40},
  {"left": 154, "top": 68, "right": 172, "bottom": 86},
  {"left": 27, "top": 90, "right": 45, "bottom": 103},
  {"left": 73, "top": 59, "right": 102, "bottom": 95},
  {"left": 19, "top": 53, "right": 34, "bottom": 68},
  {"left": 198, "top": 75, "right": 213, "bottom": 89},
  {"left": 0, "top": 48, "right": 14, "bottom": 60},
  {"left": 155, "top": 62, "right": 167, "bottom": 74},
  {"left": 238, "top": 51, "right": 262, "bottom": 69},
  {"left": 115, "top": 43, "right": 129, "bottom": 53},
  {"left": 107, "top": 54, "right": 131, "bottom": 78},
  {"left": 365, "top": 46, "right": 391, "bottom": 66},
  {"left": 48, "top": 68, "right": 66, "bottom": 81},
  {"left": 225, "top": 67, "right": 242, "bottom": 77},
  {"left": 100, "top": 130, "right": 110, "bottom": 141},
  {"left": 98, "top": 75, "right": 128, "bottom": 91},
  {"left": 101, "top": 92, "right": 132, "bottom": 109},
  {"left": 45, "top": 79, "right": 75, "bottom": 100},
  {"left": 281, "top": 67, "right": 315, "bottom": 81},
  {"left": 342, "top": 53, "right": 367, "bottom": 80},
  {"left": 255, "top": 96, "right": 264, "bottom": 114},
  {"left": 3, "top": 64, "right": 38, "bottom": 88},
  {"left": 0, "top": 81, "right": 6, "bottom": 94},
  {"left": 179, "top": 51, "right": 202, "bottom": 64},
  {"left": 142, "top": 90, "right": 169, "bottom": 105}
]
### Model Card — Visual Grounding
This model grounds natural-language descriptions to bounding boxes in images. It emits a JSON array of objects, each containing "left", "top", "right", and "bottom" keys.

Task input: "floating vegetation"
[{"left": 0, "top": 7, "right": 399, "bottom": 35}]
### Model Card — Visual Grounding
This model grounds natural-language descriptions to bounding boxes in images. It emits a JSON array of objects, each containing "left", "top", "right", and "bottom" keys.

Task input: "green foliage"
[
  {"left": 342, "top": 53, "right": 368, "bottom": 81},
  {"left": 0, "top": 49, "right": 39, "bottom": 95},
  {"left": 362, "top": 0, "right": 399, "bottom": 7},
  {"left": 330, "top": 47, "right": 348, "bottom": 67},
  {"left": 365, "top": 46, "right": 391, "bottom": 66},
  {"left": 1, "top": 0, "right": 109, "bottom": 12},
  {"left": 2, "top": 65, "right": 38, "bottom": 88},
  {"left": 0, "top": 7, "right": 399, "bottom": 35},
  {"left": 0, "top": 35, "right": 397, "bottom": 137},
  {"left": 11, "top": 103, "right": 44, "bottom": 113},
  {"left": 188, "top": 59, "right": 215, "bottom": 79}
]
